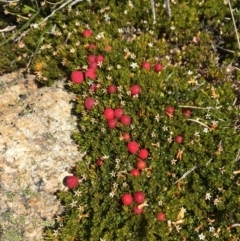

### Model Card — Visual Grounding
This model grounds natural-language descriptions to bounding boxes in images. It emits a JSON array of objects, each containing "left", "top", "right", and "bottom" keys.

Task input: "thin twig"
[
  {"left": 175, "top": 165, "right": 197, "bottom": 183},
  {"left": 187, "top": 118, "right": 210, "bottom": 129},
  {"left": 150, "top": 0, "right": 156, "bottom": 22},
  {"left": 228, "top": 0, "right": 240, "bottom": 50},
  {"left": 165, "top": 0, "right": 171, "bottom": 17},
  {"left": 215, "top": 44, "right": 235, "bottom": 54},
  {"left": 235, "top": 149, "right": 240, "bottom": 162}
]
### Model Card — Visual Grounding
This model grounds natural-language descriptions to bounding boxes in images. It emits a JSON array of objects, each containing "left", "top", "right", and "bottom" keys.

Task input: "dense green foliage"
[{"left": 1, "top": 0, "right": 240, "bottom": 240}]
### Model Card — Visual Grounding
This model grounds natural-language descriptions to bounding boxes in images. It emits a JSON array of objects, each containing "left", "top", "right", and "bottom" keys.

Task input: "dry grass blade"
[{"left": 228, "top": 0, "right": 240, "bottom": 50}]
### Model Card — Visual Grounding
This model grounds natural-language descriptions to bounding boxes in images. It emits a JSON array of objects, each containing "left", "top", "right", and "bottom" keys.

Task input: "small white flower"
[
  {"left": 187, "top": 70, "right": 193, "bottom": 75},
  {"left": 219, "top": 167, "right": 225, "bottom": 174},
  {"left": 205, "top": 113, "right": 211, "bottom": 119},
  {"left": 117, "top": 86, "right": 123, "bottom": 92},
  {"left": 203, "top": 128, "right": 209, "bottom": 133},
  {"left": 209, "top": 226, "right": 215, "bottom": 232},
  {"left": 53, "top": 229, "right": 59, "bottom": 237},
  {"left": 102, "top": 88, "right": 107, "bottom": 93},
  {"left": 82, "top": 174, "right": 87, "bottom": 180},
  {"left": 151, "top": 132, "right": 156, "bottom": 137},
  {"left": 120, "top": 100, "right": 125, "bottom": 106},
  {"left": 78, "top": 205, "right": 85, "bottom": 212},
  {"left": 205, "top": 193, "right": 212, "bottom": 200},
  {"left": 110, "top": 171, "right": 116, "bottom": 177},
  {"left": 104, "top": 13, "right": 110, "bottom": 21},
  {"left": 148, "top": 42, "right": 153, "bottom": 47},
  {"left": 82, "top": 65, "right": 88, "bottom": 70},
  {"left": 97, "top": 61, "right": 103, "bottom": 68},
  {"left": 175, "top": 225, "right": 182, "bottom": 232},
  {"left": 102, "top": 155, "right": 109, "bottom": 159},
  {"left": 155, "top": 114, "right": 160, "bottom": 122},
  {"left": 74, "top": 190, "right": 81, "bottom": 197},
  {"left": 162, "top": 126, "right": 168, "bottom": 131},
  {"left": 109, "top": 191, "right": 115, "bottom": 197},
  {"left": 171, "top": 159, "right": 177, "bottom": 165},
  {"left": 117, "top": 64, "right": 121, "bottom": 69},
  {"left": 81, "top": 125, "right": 86, "bottom": 131},
  {"left": 118, "top": 28, "right": 124, "bottom": 33},
  {"left": 158, "top": 200, "right": 163, "bottom": 206},
  {"left": 124, "top": 10, "right": 128, "bottom": 14},
  {"left": 101, "top": 127, "right": 106, "bottom": 133},
  {"left": 170, "top": 26, "right": 176, "bottom": 30},
  {"left": 91, "top": 118, "right": 97, "bottom": 124},
  {"left": 130, "top": 53, "right": 136, "bottom": 59},
  {"left": 198, "top": 233, "right": 205, "bottom": 240},
  {"left": 130, "top": 124, "right": 135, "bottom": 129},
  {"left": 130, "top": 62, "right": 138, "bottom": 69},
  {"left": 106, "top": 75, "right": 112, "bottom": 80},
  {"left": 214, "top": 197, "right": 221, "bottom": 206},
  {"left": 168, "top": 137, "right": 172, "bottom": 143},
  {"left": 115, "top": 159, "right": 121, "bottom": 164},
  {"left": 70, "top": 200, "right": 78, "bottom": 208},
  {"left": 194, "top": 132, "right": 200, "bottom": 137},
  {"left": 123, "top": 182, "right": 128, "bottom": 187},
  {"left": 113, "top": 182, "right": 118, "bottom": 189}
]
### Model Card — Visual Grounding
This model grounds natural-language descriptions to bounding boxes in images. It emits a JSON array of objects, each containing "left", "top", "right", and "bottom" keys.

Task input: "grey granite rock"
[{"left": 0, "top": 71, "right": 82, "bottom": 241}]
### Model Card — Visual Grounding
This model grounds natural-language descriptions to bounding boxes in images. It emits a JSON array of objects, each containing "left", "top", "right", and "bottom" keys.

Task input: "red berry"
[
  {"left": 175, "top": 135, "right": 183, "bottom": 144},
  {"left": 120, "top": 115, "right": 131, "bottom": 126},
  {"left": 87, "top": 55, "right": 96, "bottom": 64},
  {"left": 104, "top": 108, "right": 115, "bottom": 120},
  {"left": 89, "top": 61, "right": 98, "bottom": 70},
  {"left": 127, "top": 141, "right": 139, "bottom": 154},
  {"left": 114, "top": 108, "right": 123, "bottom": 119},
  {"left": 107, "top": 119, "right": 117, "bottom": 129},
  {"left": 130, "top": 169, "right": 140, "bottom": 177},
  {"left": 82, "top": 29, "right": 92, "bottom": 38},
  {"left": 139, "top": 149, "right": 149, "bottom": 159},
  {"left": 87, "top": 43, "right": 96, "bottom": 50},
  {"left": 105, "top": 45, "right": 112, "bottom": 52},
  {"left": 133, "top": 206, "right": 144, "bottom": 215},
  {"left": 130, "top": 85, "right": 141, "bottom": 96},
  {"left": 157, "top": 212, "right": 166, "bottom": 222},
  {"left": 182, "top": 108, "right": 191, "bottom": 117},
  {"left": 65, "top": 176, "right": 78, "bottom": 189},
  {"left": 123, "top": 133, "right": 130, "bottom": 142},
  {"left": 84, "top": 97, "right": 95, "bottom": 110},
  {"left": 85, "top": 68, "right": 96, "bottom": 80},
  {"left": 71, "top": 70, "right": 84, "bottom": 84},
  {"left": 136, "top": 160, "right": 146, "bottom": 170},
  {"left": 108, "top": 85, "right": 117, "bottom": 94},
  {"left": 154, "top": 63, "right": 163, "bottom": 73},
  {"left": 165, "top": 106, "right": 175, "bottom": 115},
  {"left": 141, "top": 61, "right": 151, "bottom": 70},
  {"left": 96, "top": 55, "right": 104, "bottom": 63},
  {"left": 134, "top": 191, "right": 145, "bottom": 204},
  {"left": 121, "top": 193, "right": 133, "bottom": 206},
  {"left": 96, "top": 158, "right": 104, "bottom": 166}
]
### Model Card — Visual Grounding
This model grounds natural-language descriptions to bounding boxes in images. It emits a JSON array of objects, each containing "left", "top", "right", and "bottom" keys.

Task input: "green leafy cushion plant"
[{"left": 1, "top": 0, "right": 240, "bottom": 240}]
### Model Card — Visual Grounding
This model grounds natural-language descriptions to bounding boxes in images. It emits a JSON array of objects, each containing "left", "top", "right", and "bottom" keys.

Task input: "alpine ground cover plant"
[{"left": 0, "top": 0, "right": 240, "bottom": 240}]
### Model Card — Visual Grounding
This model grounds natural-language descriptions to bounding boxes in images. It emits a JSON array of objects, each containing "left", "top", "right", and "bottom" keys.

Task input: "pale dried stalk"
[{"left": 228, "top": 0, "right": 240, "bottom": 50}]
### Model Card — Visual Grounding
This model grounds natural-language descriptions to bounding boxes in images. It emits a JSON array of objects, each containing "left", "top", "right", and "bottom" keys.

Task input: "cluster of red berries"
[
  {"left": 103, "top": 107, "right": 131, "bottom": 129},
  {"left": 141, "top": 61, "right": 163, "bottom": 73}
]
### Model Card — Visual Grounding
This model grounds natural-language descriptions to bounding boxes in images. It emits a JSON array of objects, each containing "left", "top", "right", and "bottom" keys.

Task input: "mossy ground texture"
[{"left": 1, "top": 0, "right": 240, "bottom": 240}]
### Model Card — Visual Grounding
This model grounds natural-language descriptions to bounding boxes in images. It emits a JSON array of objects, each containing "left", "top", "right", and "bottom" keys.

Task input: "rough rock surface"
[{"left": 0, "top": 71, "right": 82, "bottom": 241}]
